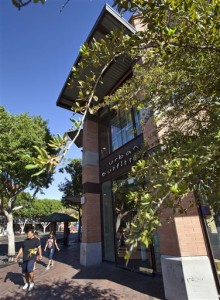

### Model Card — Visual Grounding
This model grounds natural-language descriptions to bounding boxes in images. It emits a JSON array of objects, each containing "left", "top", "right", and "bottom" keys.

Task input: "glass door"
[
  {"left": 102, "top": 180, "right": 115, "bottom": 262},
  {"left": 113, "top": 176, "right": 156, "bottom": 274}
]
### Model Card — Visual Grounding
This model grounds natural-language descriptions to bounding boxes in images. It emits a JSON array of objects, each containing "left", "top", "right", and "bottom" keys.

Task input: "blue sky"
[{"left": 0, "top": 0, "right": 131, "bottom": 200}]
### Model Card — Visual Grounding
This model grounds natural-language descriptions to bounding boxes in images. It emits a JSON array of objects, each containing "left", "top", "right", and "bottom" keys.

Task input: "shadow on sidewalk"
[
  {"left": 4, "top": 271, "right": 24, "bottom": 286},
  {"left": 73, "top": 264, "right": 165, "bottom": 300},
  {"left": 47, "top": 236, "right": 165, "bottom": 300},
  {"left": 1, "top": 280, "right": 120, "bottom": 300}
]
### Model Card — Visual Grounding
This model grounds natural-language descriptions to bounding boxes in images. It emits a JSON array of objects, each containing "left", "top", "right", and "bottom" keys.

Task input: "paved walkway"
[{"left": 0, "top": 237, "right": 165, "bottom": 299}]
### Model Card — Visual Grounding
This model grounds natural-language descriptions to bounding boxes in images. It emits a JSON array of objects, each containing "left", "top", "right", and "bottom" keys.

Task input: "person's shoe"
[
  {"left": 22, "top": 283, "right": 29, "bottom": 290},
  {"left": 46, "top": 265, "right": 50, "bottom": 270},
  {"left": 28, "top": 282, "right": 34, "bottom": 292}
]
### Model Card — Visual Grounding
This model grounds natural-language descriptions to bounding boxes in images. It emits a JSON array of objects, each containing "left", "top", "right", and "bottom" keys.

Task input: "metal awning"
[{"left": 56, "top": 4, "right": 136, "bottom": 112}]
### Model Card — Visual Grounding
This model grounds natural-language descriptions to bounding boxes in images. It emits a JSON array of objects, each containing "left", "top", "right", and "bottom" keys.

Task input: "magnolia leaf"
[
  {"left": 31, "top": 168, "right": 47, "bottom": 177},
  {"left": 25, "top": 164, "right": 40, "bottom": 170}
]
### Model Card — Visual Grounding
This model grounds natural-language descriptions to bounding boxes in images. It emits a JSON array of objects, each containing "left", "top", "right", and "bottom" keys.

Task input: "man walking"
[{"left": 15, "top": 229, "right": 42, "bottom": 291}]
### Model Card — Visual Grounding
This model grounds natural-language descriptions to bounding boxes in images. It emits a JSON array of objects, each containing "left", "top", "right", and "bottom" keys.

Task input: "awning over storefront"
[
  {"left": 56, "top": 3, "right": 136, "bottom": 112},
  {"left": 40, "top": 212, "right": 77, "bottom": 223}
]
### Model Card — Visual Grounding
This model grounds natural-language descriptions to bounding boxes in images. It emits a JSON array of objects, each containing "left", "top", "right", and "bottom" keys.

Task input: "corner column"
[
  {"left": 80, "top": 117, "right": 102, "bottom": 266},
  {"left": 158, "top": 193, "right": 218, "bottom": 300},
  {"left": 142, "top": 116, "right": 218, "bottom": 299}
]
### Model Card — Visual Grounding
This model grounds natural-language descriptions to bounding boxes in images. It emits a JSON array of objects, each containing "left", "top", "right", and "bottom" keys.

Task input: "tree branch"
[{"left": 12, "top": 206, "right": 23, "bottom": 212}]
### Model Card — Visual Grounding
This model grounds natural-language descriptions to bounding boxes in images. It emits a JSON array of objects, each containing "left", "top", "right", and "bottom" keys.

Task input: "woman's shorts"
[
  {"left": 48, "top": 248, "right": 55, "bottom": 259},
  {"left": 22, "top": 260, "right": 35, "bottom": 273}
]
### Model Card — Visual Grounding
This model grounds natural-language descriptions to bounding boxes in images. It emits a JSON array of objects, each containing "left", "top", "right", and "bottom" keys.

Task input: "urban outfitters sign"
[{"left": 100, "top": 135, "right": 143, "bottom": 181}]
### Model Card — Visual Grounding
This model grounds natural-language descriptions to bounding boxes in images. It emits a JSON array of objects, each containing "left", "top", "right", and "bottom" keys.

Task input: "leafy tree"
[
  {"left": 72, "top": 0, "right": 220, "bottom": 255},
  {"left": 31, "top": 198, "right": 64, "bottom": 232},
  {"left": 11, "top": 0, "right": 45, "bottom": 10},
  {"left": 13, "top": 192, "right": 33, "bottom": 234},
  {"left": 0, "top": 106, "right": 55, "bottom": 255},
  {"left": 11, "top": 0, "right": 70, "bottom": 13},
  {"left": 68, "top": 0, "right": 219, "bottom": 257},
  {"left": 26, "top": 0, "right": 220, "bottom": 256},
  {"left": 113, "top": 178, "right": 136, "bottom": 233},
  {"left": 59, "top": 159, "right": 82, "bottom": 205},
  {"left": 109, "top": 0, "right": 220, "bottom": 255},
  {"left": 14, "top": 196, "right": 64, "bottom": 232},
  {"left": 59, "top": 158, "right": 82, "bottom": 240}
]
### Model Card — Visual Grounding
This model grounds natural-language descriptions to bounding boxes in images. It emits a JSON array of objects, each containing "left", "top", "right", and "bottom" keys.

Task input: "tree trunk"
[
  {"left": 18, "top": 222, "right": 26, "bottom": 234},
  {"left": 19, "top": 224, "right": 25, "bottom": 234},
  {"left": 41, "top": 222, "right": 49, "bottom": 232},
  {"left": 6, "top": 212, "right": 15, "bottom": 256}
]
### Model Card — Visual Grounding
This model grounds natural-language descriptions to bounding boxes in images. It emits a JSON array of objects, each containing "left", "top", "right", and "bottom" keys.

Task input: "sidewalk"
[{"left": 0, "top": 236, "right": 165, "bottom": 300}]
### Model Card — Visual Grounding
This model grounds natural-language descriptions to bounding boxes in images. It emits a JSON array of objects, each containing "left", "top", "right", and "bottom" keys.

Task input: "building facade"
[{"left": 57, "top": 4, "right": 219, "bottom": 299}]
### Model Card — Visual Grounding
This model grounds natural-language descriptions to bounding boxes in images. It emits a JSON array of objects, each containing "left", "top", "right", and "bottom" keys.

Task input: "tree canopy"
[
  {"left": 14, "top": 194, "right": 64, "bottom": 220},
  {"left": 0, "top": 106, "right": 54, "bottom": 201},
  {"left": 59, "top": 158, "right": 82, "bottom": 209},
  {"left": 25, "top": 0, "right": 220, "bottom": 253},
  {"left": 11, "top": 0, "right": 45, "bottom": 10},
  {"left": 69, "top": 0, "right": 220, "bottom": 251},
  {"left": 0, "top": 106, "right": 56, "bottom": 254}
]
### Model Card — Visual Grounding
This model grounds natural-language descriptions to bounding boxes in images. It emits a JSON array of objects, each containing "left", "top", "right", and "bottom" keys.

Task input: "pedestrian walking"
[
  {"left": 44, "top": 233, "right": 60, "bottom": 270},
  {"left": 33, "top": 231, "right": 41, "bottom": 270},
  {"left": 15, "top": 229, "right": 42, "bottom": 292}
]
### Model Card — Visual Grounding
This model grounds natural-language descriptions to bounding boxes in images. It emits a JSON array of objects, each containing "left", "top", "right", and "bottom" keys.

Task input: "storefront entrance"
[{"left": 102, "top": 176, "right": 161, "bottom": 274}]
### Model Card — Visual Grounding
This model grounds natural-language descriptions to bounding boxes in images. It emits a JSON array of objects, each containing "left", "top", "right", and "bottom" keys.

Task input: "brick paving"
[{"left": 0, "top": 237, "right": 165, "bottom": 300}]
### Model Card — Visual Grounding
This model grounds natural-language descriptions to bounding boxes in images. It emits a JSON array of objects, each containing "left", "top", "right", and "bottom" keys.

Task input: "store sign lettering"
[{"left": 101, "top": 145, "right": 140, "bottom": 177}]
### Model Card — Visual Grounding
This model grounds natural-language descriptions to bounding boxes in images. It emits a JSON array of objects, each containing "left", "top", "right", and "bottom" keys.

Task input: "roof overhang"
[
  {"left": 67, "top": 129, "right": 83, "bottom": 148},
  {"left": 56, "top": 4, "right": 136, "bottom": 112}
]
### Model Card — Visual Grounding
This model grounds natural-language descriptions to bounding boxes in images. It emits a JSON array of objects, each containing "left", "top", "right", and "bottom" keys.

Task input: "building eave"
[{"left": 56, "top": 4, "right": 136, "bottom": 112}]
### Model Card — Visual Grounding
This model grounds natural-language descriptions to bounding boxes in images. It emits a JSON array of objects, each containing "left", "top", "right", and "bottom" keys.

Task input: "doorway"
[{"left": 113, "top": 176, "right": 157, "bottom": 274}]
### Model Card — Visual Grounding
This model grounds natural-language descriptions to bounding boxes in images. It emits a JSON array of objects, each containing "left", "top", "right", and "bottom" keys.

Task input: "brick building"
[{"left": 57, "top": 4, "right": 219, "bottom": 299}]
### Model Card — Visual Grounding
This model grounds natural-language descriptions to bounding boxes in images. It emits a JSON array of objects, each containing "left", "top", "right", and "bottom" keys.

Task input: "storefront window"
[
  {"left": 111, "top": 109, "right": 135, "bottom": 152},
  {"left": 153, "top": 232, "right": 162, "bottom": 273},
  {"left": 203, "top": 206, "right": 220, "bottom": 284},
  {"left": 113, "top": 176, "right": 156, "bottom": 274},
  {"left": 99, "top": 107, "right": 142, "bottom": 159},
  {"left": 102, "top": 181, "right": 115, "bottom": 262},
  {"left": 100, "top": 108, "right": 111, "bottom": 158},
  {"left": 134, "top": 109, "right": 142, "bottom": 135}
]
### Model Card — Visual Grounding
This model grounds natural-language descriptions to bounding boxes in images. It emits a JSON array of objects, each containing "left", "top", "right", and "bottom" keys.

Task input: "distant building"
[{"left": 57, "top": 4, "right": 219, "bottom": 299}]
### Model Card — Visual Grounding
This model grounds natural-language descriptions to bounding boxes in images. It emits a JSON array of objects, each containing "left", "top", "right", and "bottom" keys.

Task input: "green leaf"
[{"left": 25, "top": 164, "right": 40, "bottom": 170}]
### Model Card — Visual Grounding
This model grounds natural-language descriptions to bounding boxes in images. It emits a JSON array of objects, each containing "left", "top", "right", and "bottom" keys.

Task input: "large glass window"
[
  {"left": 111, "top": 109, "right": 134, "bottom": 151},
  {"left": 99, "top": 107, "right": 143, "bottom": 159},
  {"left": 100, "top": 108, "right": 111, "bottom": 158},
  {"left": 134, "top": 109, "right": 142, "bottom": 136},
  {"left": 102, "top": 180, "right": 115, "bottom": 262},
  {"left": 113, "top": 176, "right": 158, "bottom": 274}
]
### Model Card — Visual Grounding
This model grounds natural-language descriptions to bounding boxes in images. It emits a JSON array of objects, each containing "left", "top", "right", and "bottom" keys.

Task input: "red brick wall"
[
  {"left": 83, "top": 119, "right": 99, "bottom": 153},
  {"left": 142, "top": 116, "right": 159, "bottom": 149},
  {"left": 81, "top": 193, "right": 101, "bottom": 243},
  {"left": 82, "top": 165, "right": 99, "bottom": 184},
  {"left": 158, "top": 193, "right": 207, "bottom": 256},
  {"left": 82, "top": 118, "right": 101, "bottom": 244}
]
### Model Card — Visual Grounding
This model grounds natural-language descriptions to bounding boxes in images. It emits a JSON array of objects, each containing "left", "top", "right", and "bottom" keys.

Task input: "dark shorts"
[
  {"left": 48, "top": 248, "right": 55, "bottom": 259},
  {"left": 22, "top": 260, "right": 35, "bottom": 273}
]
